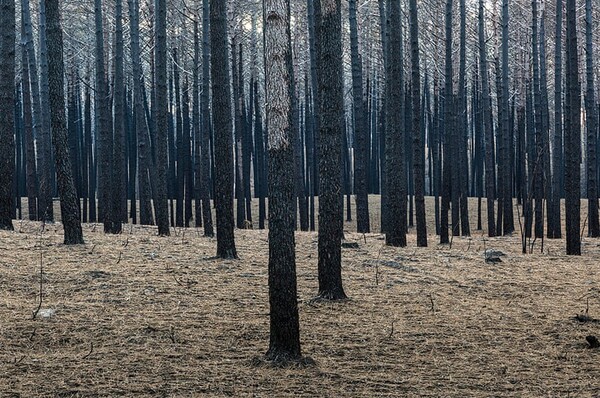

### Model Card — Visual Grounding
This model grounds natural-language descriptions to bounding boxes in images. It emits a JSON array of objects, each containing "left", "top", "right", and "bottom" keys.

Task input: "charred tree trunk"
[
  {"left": 45, "top": 0, "right": 83, "bottom": 244},
  {"left": 316, "top": 0, "right": 347, "bottom": 300},
  {"left": 211, "top": 0, "right": 237, "bottom": 258}
]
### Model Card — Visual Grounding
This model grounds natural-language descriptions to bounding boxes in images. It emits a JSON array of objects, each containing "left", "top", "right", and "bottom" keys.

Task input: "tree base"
[{"left": 252, "top": 353, "right": 315, "bottom": 369}]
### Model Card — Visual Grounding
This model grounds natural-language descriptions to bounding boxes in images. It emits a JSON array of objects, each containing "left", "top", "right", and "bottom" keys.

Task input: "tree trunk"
[
  {"left": 409, "top": 0, "right": 426, "bottom": 246},
  {"left": 264, "top": 0, "right": 302, "bottom": 362},
  {"left": 550, "top": 0, "right": 563, "bottom": 239},
  {"left": 349, "top": 0, "right": 369, "bottom": 233},
  {"left": 316, "top": 0, "right": 346, "bottom": 300},
  {"left": 385, "top": 0, "right": 407, "bottom": 247},
  {"left": 128, "top": 0, "right": 153, "bottom": 225},
  {"left": 0, "top": 0, "right": 15, "bottom": 230},
  {"left": 153, "top": 0, "right": 170, "bottom": 235},
  {"left": 211, "top": 0, "right": 237, "bottom": 258},
  {"left": 113, "top": 0, "right": 126, "bottom": 232},
  {"left": 564, "top": 0, "right": 581, "bottom": 255},
  {"left": 585, "top": 0, "right": 599, "bottom": 237},
  {"left": 45, "top": 0, "right": 83, "bottom": 244},
  {"left": 200, "top": 0, "right": 214, "bottom": 236}
]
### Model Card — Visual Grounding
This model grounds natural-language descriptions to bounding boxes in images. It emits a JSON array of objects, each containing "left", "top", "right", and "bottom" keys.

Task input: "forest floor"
[{"left": 2, "top": 197, "right": 600, "bottom": 397}]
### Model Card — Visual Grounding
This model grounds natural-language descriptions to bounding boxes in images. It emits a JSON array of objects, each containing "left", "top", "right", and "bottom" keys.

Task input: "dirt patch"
[{"left": 2, "top": 197, "right": 600, "bottom": 397}]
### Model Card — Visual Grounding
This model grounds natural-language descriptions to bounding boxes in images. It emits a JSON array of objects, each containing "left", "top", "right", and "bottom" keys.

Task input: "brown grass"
[{"left": 2, "top": 197, "right": 600, "bottom": 397}]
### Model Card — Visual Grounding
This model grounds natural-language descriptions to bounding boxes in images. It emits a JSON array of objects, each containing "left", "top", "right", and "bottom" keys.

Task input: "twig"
[
  {"left": 116, "top": 251, "right": 123, "bottom": 264},
  {"left": 82, "top": 342, "right": 94, "bottom": 359},
  {"left": 428, "top": 293, "right": 435, "bottom": 314},
  {"left": 388, "top": 321, "right": 395, "bottom": 338},
  {"left": 32, "top": 252, "right": 43, "bottom": 320}
]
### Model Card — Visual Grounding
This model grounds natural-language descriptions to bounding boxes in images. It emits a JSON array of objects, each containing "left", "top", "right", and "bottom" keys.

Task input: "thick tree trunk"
[
  {"left": 264, "top": 0, "right": 302, "bottom": 362},
  {"left": 211, "top": 0, "right": 237, "bottom": 258},
  {"left": 45, "top": 0, "right": 83, "bottom": 244},
  {"left": 316, "top": 0, "right": 346, "bottom": 300},
  {"left": 385, "top": 0, "right": 407, "bottom": 247}
]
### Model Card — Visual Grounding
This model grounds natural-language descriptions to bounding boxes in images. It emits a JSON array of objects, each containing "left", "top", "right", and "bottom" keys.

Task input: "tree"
[
  {"left": 386, "top": 0, "right": 407, "bottom": 247},
  {"left": 95, "top": 0, "right": 115, "bottom": 234},
  {"left": 45, "top": 0, "right": 83, "bottom": 244},
  {"left": 153, "top": 0, "right": 170, "bottom": 235},
  {"left": 349, "top": 0, "right": 369, "bottom": 233},
  {"left": 200, "top": 0, "right": 214, "bottom": 236},
  {"left": 585, "top": 0, "right": 599, "bottom": 237},
  {"left": 316, "top": 0, "right": 346, "bottom": 300},
  {"left": 211, "top": 0, "right": 237, "bottom": 258},
  {"left": 410, "top": 0, "right": 426, "bottom": 247},
  {"left": 0, "top": 0, "right": 15, "bottom": 230},
  {"left": 264, "top": 0, "right": 301, "bottom": 362},
  {"left": 479, "top": 0, "right": 496, "bottom": 237},
  {"left": 113, "top": 0, "right": 126, "bottom": 232},
  {"left": 440, "top": 0, "right": 453, "bottom": 244},
  {"left": 565, "top": 0, "right": 581, "bottom": 255},
  {"left": 128, "top": 0, "right": 154, "bottom": 226},
  {"left": 549, "top": 0, "right": 563, "bottom": 239}
]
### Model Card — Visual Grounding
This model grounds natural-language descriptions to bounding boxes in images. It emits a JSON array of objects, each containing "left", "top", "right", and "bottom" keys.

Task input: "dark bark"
[
  {"left": 316, "top": 0, "right": 346, "bottom": 300},
  {"left": 349, "top": 0, "right": 369, "bottom": 233},
  {"left": 95, "top": 0, "right": 115, "bottom": 234},
  {"left": 19, "top": 26, "right": 38, "bottom": 221},
  {"left": 409, "top": 0, "right": 426, "bottom": 246},
  {"left": 264, "top": 0, "right": 302, "bottom": 361},
  {"left": 0, "top": 0, "right": 15, "bottom": 230},
  {"left": 458, "top": 0, "right": 470, "bottom": 236},
  {"left": 550, "top": 0, "right": 563, "bottom": 239},
  {"left": 211, "top": 0, "right": 237, "bottom": 258},
  {"left": 128, "top": 0, "right": 153, "bottom": 225},
  {"left": 385, "top": 0, "right": 407, "bottom": 247},
  {"left": 113, "top": 0, "right": 126, "bottom": 232},
  {"left": 585, "top": 0, "right": 599, "bottom": 237},
  {"left": 440, "top": 0, "right": 453, "bottom": 244},
  {"left": 500, "top": 0, "right": 513, "bottom": 235},
  {"left": 153, "top": 0, "right": 170, "bottom": 235},
  {"left": 200, "top": 0, "right": 214, "bottom": 236},
  {"left": 45, "top": 0, "right": 83, "bottom": 244},
  {"left": 565, "top": 0, "right": 581, "bottom": 255}
]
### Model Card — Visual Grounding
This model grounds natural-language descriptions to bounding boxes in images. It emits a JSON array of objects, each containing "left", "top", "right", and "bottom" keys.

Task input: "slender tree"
[
  {"left": 45, "top": 0, "right": 83, "bottom": 244},
  {"left": 200, "top": 0, "right": 214, "bottom": 236},
  {"left": 585, "top": 0, "right": 599, "bottom": 237},
  {"left": 0, "top": 0, "right": 15, "bottom": 230},
  {"left": 113, "top": 0, "right": 126, "bottom": 232},
  {"left": 349, "top": 0, "right": 369, "bottom": 233},
  {"left": 128, "top": 0, "right": 154, "bottom": 225},
  {"left": 549, "top": 0, "right": 563, "bottom": 239},
  {"left": 564, "top": 0, "right": 581, "bottom": 255},
  {"left": 479, "top": 0, "right": 496, "bottom": 237},
  {"left": 153, "top": 0, "right": 170, "bottom": 235},
  {"left": 264, "top": 0, "right": 302, "bottom": 362},
  {"left": 211, "top": 0, "right": 237, "bottom": 258},
  {"left": 410, "top": 0, "right": 426, "bottom": 246}
]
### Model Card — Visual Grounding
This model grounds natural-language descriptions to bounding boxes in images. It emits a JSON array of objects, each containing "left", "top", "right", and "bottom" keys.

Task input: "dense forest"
[{"left": 2, "top": 0, "right": 600, "bottom": 376}]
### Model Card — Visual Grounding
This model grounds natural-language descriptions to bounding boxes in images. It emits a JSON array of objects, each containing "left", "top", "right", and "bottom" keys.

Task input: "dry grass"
[{"left": 2, "top": 197, "right": 600, "bottom": 397}]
